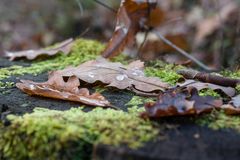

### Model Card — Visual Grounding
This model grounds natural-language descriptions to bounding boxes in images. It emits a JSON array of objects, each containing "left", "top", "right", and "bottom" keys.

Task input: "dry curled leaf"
[
  {"left": 57, "top": 58, "right": 169, "bottom": 93},
  {"left": 178, "top": 80, "right": 236, "bottom": 97},
  {"left": 102, "top": 0, "right": 164, "bottom": 58},
  {"left": 6, "top": 38, "right": 74, "bottom": 61},
  {"left": 144, "top": 87, "right": 223, "bottom": 117},
  {"left": 16, "top": 72, "right": 111, "bottom": 107}
]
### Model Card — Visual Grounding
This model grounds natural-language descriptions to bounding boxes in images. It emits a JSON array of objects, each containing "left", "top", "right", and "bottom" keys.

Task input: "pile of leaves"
[{"left": 4, "top": 0, "right": 240, "bottom": 119}]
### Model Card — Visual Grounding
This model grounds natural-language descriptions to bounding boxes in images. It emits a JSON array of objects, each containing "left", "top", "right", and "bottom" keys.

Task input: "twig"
[
  {"left": 138, "top": 31, "right": 149, "bottom": 59},
  {"left": 93, "top": 0, "right": 117, "bottom": 13},
  {"left": 152, "top": 30, "right": 213, "bottom": 71},
  {"left": 177, "top": 69, "right": 240, "bottom": 87}
]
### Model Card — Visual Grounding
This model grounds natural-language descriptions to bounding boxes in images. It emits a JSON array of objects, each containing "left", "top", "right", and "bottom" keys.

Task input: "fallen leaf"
[
  {"left": 16, "top": 72, "right": 111, "bottom": 107},
  {"left": 57, "top": 58, "right": 169, "bottom": 93},
  {"left": 101, "top": 0, "right": 164, "bottom": 58},
  {"left": 231, "top": 95, "right": 240, "bottom": 108},
  {"left": 178, "top": 80, "right": 236, "bottom": 97},
  {"left": 221, "top": 105, "right": 240, "bottom": 115},
  {"left": 5, "top": 38, "right": 74, "bottom": 61},
  {"left": 144, "top": 87, "right": 223, "bottom": 117}
]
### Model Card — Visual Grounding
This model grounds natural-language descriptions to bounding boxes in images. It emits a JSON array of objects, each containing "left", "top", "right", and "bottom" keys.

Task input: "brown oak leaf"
[
  {"left": 224, "top": 94, "right": 240, "bottom": 114},
  {"left": 56, "top": 58, "right": 169, "bottom": 93},
  {"left": 101, "top": 0, "right": 164, "bottom": 58},
  {"left": 6, "top": 38, "right": 74, "bottom": 61},
  {"left": 16, "top": 72, "right": 111, "bottom": 107},
  {"left": 144, "top": 87, "right": 223, "bottom": 117}
]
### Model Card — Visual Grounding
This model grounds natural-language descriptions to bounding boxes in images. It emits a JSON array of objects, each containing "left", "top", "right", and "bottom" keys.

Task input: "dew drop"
[
  {"left": 132, "top": 70, "right": 144, "bottom": 76},
  {"left": 29, "top": 84, "right": 35, "bottom": 90},
  {"left": 132, "top": 72, "right": 138, "bottom": 76},
  {"left": 88, "top": 72, "right": 95, "bottom": 78},
  {"left": 116, "top": 74, "right": 126, "bottom": 81},
  {"left": 26, "top": 50, "right": 35, "bottom": 54}
]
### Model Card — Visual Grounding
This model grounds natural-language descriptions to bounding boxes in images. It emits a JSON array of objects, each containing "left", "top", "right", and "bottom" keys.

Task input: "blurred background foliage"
[{"left": 0, "top": 0, "right": 239, "bottom": 69}]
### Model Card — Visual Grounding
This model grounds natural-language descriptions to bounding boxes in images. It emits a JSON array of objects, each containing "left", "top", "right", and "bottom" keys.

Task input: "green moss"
[
  {"left": 197, "top": 110, "right": 240, "bottom": 131},
  {"left": 144, "top": 60, "right": 183, "bottom": 85},
  {"left": 199, "top": 89, "right": 221, "bottom": 98},
  {"left": 0, "top": 39, "right": 105, "bottom": 81},
  {"left": 0, "top": 39, "right": 130, "bottom": 89},
  {"left": 236, "top": 84, "right": 240, "bottom": 93},
  {"left": 0, "top": 107, "right": 157, "bottom": 160},
  {"left": 222, "top": 69, "right": 240, "bottom": 79},
  {"left": 0, "top": 81, "right": 15, "bottom": 89},
  {"left": 126, "top": 96, "right": 155, "bottom": 107}
]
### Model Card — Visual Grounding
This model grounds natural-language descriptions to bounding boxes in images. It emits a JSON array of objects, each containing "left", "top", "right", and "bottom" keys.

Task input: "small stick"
[
  {"left": 177, "top": 69, "right": 240, "bottom": 87},
  {"left": 93, "top": 0, "right": 117, "bottom": 13},
  {"left": 75, "top": 0, "right": 84, "bottom": 16},
  {"left": 152, "top": 30, "right": 213, "bottom": 71},
  {"left": 138, "top": 31, "right": 149, "bottom": 59}
]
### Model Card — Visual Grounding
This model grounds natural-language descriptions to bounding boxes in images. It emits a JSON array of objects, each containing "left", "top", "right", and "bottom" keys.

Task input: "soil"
[{"left": 1, "top": 57, "right": 240, "bottom": 160}]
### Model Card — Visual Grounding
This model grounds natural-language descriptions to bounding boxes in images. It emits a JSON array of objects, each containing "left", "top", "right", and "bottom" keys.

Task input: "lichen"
[
  {"left": 0, "top": 107, "right": 158, "bottom": 160},
  {"left": 144, "top": 60, "right": 183, "bottom": 85}
]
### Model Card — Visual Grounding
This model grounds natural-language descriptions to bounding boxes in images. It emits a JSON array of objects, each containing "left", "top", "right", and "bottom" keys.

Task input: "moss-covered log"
[{"left": 1, "top": 38, "right": 240, "bottom": 160}]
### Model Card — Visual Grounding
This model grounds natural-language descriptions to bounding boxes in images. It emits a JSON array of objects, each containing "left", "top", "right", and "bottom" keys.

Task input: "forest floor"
[{"left": 1, "top": 39, "right": 240, "bottom": 160}]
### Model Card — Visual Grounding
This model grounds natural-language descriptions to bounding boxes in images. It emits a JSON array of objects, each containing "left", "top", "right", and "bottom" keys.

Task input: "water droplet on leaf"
[
  {"left": 88, "top": 72, "right": 95, "bottom": 78},
  {"left": 116, "top": 74, "right": 127, "bottom": 81}
]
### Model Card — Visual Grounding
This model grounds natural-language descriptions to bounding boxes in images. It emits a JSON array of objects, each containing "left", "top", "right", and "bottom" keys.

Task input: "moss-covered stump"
[{"left": 1, "top": 38, "right": 240, "bottom": 160}]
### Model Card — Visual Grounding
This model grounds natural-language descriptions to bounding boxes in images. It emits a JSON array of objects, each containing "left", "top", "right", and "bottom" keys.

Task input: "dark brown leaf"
[
  {"left": 144, "top": 87, "right": 223, "bottom": 117},
  {"left": 56, "top": 58, "right": 169, "bottom": 93},
  {"left": 16, "top": 72, "right": 111, "bottom": 107},
  {"left": 101, "top": 0, "right": 164, "bottom": 58},
  {"left": 6, "top": 38, "right": 74, "bottom": 61}
]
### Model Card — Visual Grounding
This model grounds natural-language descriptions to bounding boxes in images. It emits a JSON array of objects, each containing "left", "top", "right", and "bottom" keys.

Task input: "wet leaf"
[
  {"left": 56, "top": 58, "right": 169, "bottom": 93},
  {"left": 144, "top": 87, "right": 223, "bottom": 117},
  {"left": 16, "top": 72, "right": 110, "bottom": 107},
  {"left": 6, "top": 38, "right": 74, "bottom": 61},
  {"left": 102, "top": 0, "right": 164, "bottom": 58}
]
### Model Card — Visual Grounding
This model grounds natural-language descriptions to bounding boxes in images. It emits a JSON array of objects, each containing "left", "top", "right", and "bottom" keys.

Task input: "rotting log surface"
[{"left": 1, "top": 57, "right": 240, "bottom": 160}]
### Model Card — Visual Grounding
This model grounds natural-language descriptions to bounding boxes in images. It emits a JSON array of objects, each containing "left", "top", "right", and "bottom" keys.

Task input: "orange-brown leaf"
[
  {"left": 16, "top": 72, "right": 110, "bottom": 107},
  {"left": 102, "top": 0, "right": 161, "bottom": 58}
]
